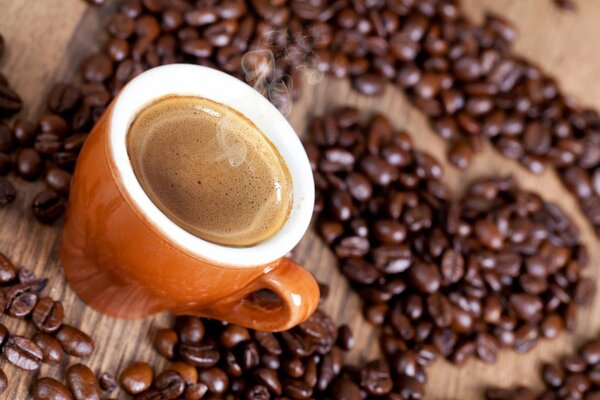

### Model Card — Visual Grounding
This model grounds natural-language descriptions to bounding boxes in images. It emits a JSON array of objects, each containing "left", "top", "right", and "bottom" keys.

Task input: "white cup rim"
[{"left": 108, "top": 64, "right": 314, "bottom": 268}]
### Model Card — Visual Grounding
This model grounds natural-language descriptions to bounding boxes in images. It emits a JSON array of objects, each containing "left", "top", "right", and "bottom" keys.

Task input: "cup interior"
[{"left": 108, "top": 64, "right": 315, "bottom": 268}]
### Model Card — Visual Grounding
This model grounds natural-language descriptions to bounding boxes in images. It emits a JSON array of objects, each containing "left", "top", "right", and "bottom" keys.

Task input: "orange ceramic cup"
[{"left": 60, "top": 64, "right": 319, "bottom": 331}]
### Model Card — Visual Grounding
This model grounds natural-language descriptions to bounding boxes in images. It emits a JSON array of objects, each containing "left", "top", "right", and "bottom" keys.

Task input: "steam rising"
[
  {"left": 214, "top": 28, "right": 325, "bottom": 157},
  {"left": 215, "top": 114, "right": 248, "bottom": 167}
]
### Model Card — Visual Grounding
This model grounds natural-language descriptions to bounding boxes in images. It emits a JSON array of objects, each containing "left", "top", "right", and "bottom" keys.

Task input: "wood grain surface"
[{"left": 1, "top": 0, "right": 600, "bottom": 398}]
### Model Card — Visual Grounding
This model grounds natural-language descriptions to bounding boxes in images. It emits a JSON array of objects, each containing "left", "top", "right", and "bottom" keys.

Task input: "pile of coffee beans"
[
  {"left": 308, "top": 108, "right": 595, "bottom": 377},
  {"left": 0, "top": 251, "right": 97, "bottom": 396},
  {"left": 485, "top": 336, "right": 600, "bottom": 399},
  {"left": 127, "top": 308, "right": 416, "bottom": 399}
]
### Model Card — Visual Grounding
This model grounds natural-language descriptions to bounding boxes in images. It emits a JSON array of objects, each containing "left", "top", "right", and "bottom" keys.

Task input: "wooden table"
[{"left": 2, "top": 0, "right": 600, "bottom": 398}]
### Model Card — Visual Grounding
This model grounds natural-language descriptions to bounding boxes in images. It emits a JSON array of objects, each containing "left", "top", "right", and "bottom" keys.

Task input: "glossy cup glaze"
[{"left": 60, "top": 64, "right": 319, "bottom": 331}]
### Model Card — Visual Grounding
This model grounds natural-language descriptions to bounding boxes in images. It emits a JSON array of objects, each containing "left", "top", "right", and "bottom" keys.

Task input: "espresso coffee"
[{"left": 127, "top": 96, "right": 293, "bottom": 247}]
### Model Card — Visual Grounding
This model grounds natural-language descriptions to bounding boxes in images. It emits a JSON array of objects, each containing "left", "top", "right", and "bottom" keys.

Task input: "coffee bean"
[
  {"left": 353, "top": 74, "right": 385, "bottom": 96},
  {"left": 32, "top": 297, "right": 64, "bottom": 333},
  {"left": 34, "top": 133, "right": 62, "bottom": 155},
  {"left": 12, "top": 118, "right": 37, "bottom": 146},
  {"left": 120, "top": 362, "right": 153, "bottom": 395},
  {"left": 16, "top": 148, "right": 43, "bottom": 180},
  {"left": 32, "top": 190, "right": 65, "bottom": 224},
  {"left": 179, "top": 343, "right": 220, "bottom": 367},
  {"left": 448, "top": 141, "right": 473, "bottom": 170},
  {"left": 99, "top": 372, "right": 117, "bottom": 393},
  {"left": 174, "top": 316, "right": 204, "bottom": 344},
  {"left": 220, "top": 325, "right": 250, "bottom": 349},
  {"left": 153, "top": 328, "right": 178, "bottom": 359},
  {"left": 0, "top": 177, "right": 16, "bottom": 206},
  {"left": 33, "top": 333, "right": 64, "bottom": 365},
  {"left": 153, "top": 370, "right": 185, "bottom": 398},
  {"left": 5, "top": 283, "right": 38, "bottom": 317},
  {"left": 67, "top": 364, "right": 101, "bottom": 400},
  {"left": 82, "top": 54, "right": 113, "bottom": 83},
  {"left": 199, "top": 367, "right": 229, "bottom": 394},
  {"left": 3, "top": 336, "right": 43, "bottom": 370},
  {"left": 45, "top": 168, "right": 72, "bottom": 195},
  {"left": 360, "top": 360, "right": 393, "bottom": 396},
  {"left": 336, "top": 325, "right": 354, "bottom": 350},
  {"left": 48, "top": 83, "right": 81, "bottom": 114},
  {"left": 55, "top": 324, "right": 94, "bottom": 357},
  {"left": 32, "top": 377, "right": 73, "bottom": 400}
]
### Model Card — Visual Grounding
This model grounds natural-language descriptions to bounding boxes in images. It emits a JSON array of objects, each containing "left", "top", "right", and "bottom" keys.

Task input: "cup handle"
[{"left": 188, "top": 258, "right": 320, "bottom": 332}]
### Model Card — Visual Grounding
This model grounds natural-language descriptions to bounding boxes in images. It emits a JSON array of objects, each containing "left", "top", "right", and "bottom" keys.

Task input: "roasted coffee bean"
[
  {"left": 67, "top": 364, "right": 102, "bottom": 400},
  {"left": 33, "top": 333, "right": 64, "bottom": 365},
  {"left": 153, "top": 370, "right": 185, "bottom": 398},
  {"left": 153, "top": 328, "right": 177, "bottom": 359},
  {"left": 6, "top": 284, "right": 38, "bottom": 317},
  {"left": 32, "top": 190, "right": 66, "bottom": 224},
  {"left": 16, "top": 148, "right": 43, "bottom": 180},
  {"left": 360, "top": 360, "right": 393, "bottom": 396},
  {"left": 3, "top": 336, "right": 43, "bottom": 370},
  {"left": 45, "top": 168, "right": 72, "bottom": 195},
  {"left": 0, "top": 177, "right": 16, "bottom": 206},
  {"left": 448, "top": 141, "right": 473, "bottom": 170},
  {"left": 199, "top": 367, "right": 229, "bottom": 395},
  {"left": 99, "top": 372, "right": 117, "bottom": 393},
  {"left": 220, "top": 325, "right": 251, "bottom": 349},
  {"left": 175, "top": 316, "right": 204, "bottom": 344},
  {"left": 32, "top": 377, "right": 73, "bottom": 400},
  {"left": 120, "top": 362, "right": 154, "bottom": 395},
  {"left": 179, "top": 343, "right": 220, "bottom": 367},
  {"left": 353, "top": 74, "right": 385, "bottom": 96},
  {"left": 35, "top": 133, "right": 62, "bottom": 155},
  {"left": 55, "top": 324, "right": 94, "bottom": 357},
  {"left": 32, "top": 297, "right": 64, "bottom": 333},
  {"left": 337, "top": 325, "right": 354, "bottom": 350},
  {"left": 48, "top": 83, "right": 81, "bottom": 114},
  {"left": 83, "top": 54, "right": 113, "bottom": 83}
]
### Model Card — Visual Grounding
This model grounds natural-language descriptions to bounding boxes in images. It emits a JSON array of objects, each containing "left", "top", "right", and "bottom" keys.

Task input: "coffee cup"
[{"left": 60, "top": 64, "right": 319, "bottom": 332}]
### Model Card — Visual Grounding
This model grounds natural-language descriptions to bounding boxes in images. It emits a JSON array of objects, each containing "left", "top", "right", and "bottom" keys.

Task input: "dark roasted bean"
[
  {"left": 120, "top": 362, "right": 153, "bottom": 395},
  {"left": 67, "top": 364, "right": 101, "bottom": 400},
  {"left": 55, "top": 324, "right": 94, "bottom": 357},
  {"left": 32, "top": 377, "right": 73, "bottom": 400},
  {"left": 3, "top": 336, "right": 43, "bottom": 370}
]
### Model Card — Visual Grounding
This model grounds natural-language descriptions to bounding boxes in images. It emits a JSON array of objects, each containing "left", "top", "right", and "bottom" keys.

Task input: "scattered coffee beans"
[
  {"left": 486, "top": 336, "right": 600, "bottom": 399},
  {"left": 307, "top": 108, "right": 594, "bottom": 392},
  {"left": 130, "top": 311, "right": 416, "bottom": 399}
]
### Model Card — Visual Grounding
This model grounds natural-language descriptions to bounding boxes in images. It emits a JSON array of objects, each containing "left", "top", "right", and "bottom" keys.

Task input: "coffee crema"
[{"left": 127, "top": 96, "right": 293, "bottom": 247}]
